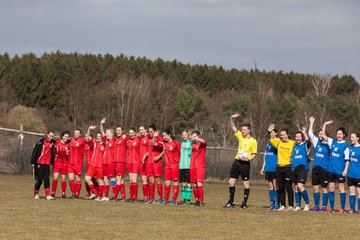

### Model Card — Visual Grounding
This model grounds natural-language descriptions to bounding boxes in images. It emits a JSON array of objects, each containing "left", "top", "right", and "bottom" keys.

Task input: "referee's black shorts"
[{"left": 230, "top": 160, "right": 250, "bottom": 181}]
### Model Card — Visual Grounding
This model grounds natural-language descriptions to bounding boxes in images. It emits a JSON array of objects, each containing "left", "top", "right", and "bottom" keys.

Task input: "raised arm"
[
  {"left": 321, "top": 120, "right": 333, "bottom": 142},
  {"left": 100, "top": 118, "right": 106, "bottom": 136},
  {"left": 302, "top": 126, "right": 309, "bottom": 141},
  {"left": 230, "top": 113, "right": 240, "bottom": 133},
  {"left": 86, "top": 125, "right": 97, "bottom": 141}
]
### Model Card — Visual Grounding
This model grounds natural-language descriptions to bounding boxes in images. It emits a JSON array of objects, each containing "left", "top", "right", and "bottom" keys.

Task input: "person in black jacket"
[{"left": 31, "top": 130, "right": 56, "bottom": 200}]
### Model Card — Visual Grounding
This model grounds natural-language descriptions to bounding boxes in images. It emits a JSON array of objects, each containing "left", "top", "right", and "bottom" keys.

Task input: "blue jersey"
[
  {"left": 329, "top": 141, "right": 349, "bottom": 175},
  {"left": 348, "top": 145, "right": 360, "bottom": 179},
  {"left": 313, "top": 141, "right": 331, "bottom": 171},
  {"left": 264, "top": 142, "right": 277, "bottom": 172},
  {"left": 291, "top": 142, "right": 309, "bottom": 171}
]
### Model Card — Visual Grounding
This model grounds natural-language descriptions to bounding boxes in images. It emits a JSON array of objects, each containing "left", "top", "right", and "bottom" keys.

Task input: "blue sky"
[{"left": 0, "top": 0, "right": 359, "bottom": 80}]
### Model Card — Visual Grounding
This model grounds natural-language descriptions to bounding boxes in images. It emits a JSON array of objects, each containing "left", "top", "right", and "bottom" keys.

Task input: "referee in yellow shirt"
[
  {"left": 224, "top": 113, "right": 258, "bottom": 209},
  {"left": 268, "top": 124, "right": 295, "bottom": 210}
]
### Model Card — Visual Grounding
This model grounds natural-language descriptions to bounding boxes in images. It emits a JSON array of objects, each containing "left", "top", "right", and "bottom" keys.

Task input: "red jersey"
[
  {"left": 69, "top": 137, "right": 86, "bottom": 165},
  {"left": 114, "top": 136, "right": 129, "bottom": 163},
  {"left": 91, "top": 141, "right": 105, "bottom": 168},
  {"left": 164, "top": 140, "right": 180, "bottom": 166},
  {"left": 127, "top": 137, "right": 140, "bottom": 164},
  {"left": 147, "top": 136, "right": 164, "bottom": 163},
  {"left": 190, "top": 140, "right": 207, "bottom": 168},
  {"left": 37, "top": 139, "right": 53, "bottom": 165},
  {"left": 139, "top": 134, "right": 149, "bottom": 160},
  {"left": 55, "top": 140, "right": 69, "bottom": 163},
  {"left": 102, "top": 136, "right": 115, "bottom": 164},
  {"left": 85, "top": 139, "right": 95, "bottom": 165}
]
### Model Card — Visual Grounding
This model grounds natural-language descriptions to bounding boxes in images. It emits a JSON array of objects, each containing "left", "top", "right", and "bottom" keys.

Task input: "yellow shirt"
[
  {"left": 269, "top": 138, "right": 295, "bottom": 166},
  {"left": 234, "top": 131, "right": 258, "bottom": 160}
]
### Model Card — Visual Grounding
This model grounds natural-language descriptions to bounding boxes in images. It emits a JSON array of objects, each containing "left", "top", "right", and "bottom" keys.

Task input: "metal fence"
[{"left": 0, "top": 128, "right": 266, "bottom": 181}]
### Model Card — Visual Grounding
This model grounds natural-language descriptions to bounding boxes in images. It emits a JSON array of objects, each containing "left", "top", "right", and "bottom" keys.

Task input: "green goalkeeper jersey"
[{"left": 179, "top": 140, "right": 193, "bottom": 169}]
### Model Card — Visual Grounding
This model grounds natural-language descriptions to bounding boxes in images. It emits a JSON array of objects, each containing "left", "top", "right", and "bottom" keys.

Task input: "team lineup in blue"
[{"left": 31, "top": 113, "right": 360, "bottom": 213}]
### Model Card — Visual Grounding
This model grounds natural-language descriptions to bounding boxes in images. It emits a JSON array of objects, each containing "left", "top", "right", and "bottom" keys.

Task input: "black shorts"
[
  {"left": 348, "top": 178, "right": 360, "bottom": 187},
  {"left": 179, "top": 169, "right": 190, "bottom": 183},
  {"left": 265, "top": 172, "right": 276, "bottom": 182},
  {"left": 328, "top": 173, "right": 346, "bottom": 183},
  {"left": 290, "top": 165, "right": 308, "bottom": 184},
  {"left": 311, "top": 166, "right": 329, "bottom": 188},
  {"left": 230, "top": 160, "right": 250, "bottom": 181}
]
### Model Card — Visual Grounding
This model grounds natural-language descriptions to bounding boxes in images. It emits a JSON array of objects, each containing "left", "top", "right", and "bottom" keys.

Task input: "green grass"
[{"left": 0, "top": 175, "right": 358, "bottom": 240}]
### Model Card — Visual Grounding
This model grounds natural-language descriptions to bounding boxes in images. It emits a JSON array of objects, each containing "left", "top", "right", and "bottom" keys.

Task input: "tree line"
[{"left": 0, "top": 51, "right": 359, "bottom": 149}]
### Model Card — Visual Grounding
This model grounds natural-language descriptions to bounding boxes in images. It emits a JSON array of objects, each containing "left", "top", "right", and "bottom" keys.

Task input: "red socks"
[
  {"left": 34, "top": 188, "right": 39, "bottom": 196},
  {"left": 75, "top": 181, "right": 82, "bottom": 196},
  {"left": 149, "top": 183, "right": 155, "bottom": 200},
  {"left": 133, "top": 182, "right": 138, "bottom": 201},
  {"left": 104, "top": 184, "right": 110, "bottom": 198},
  {"left": 69, "top": 180, "right": 75, "bottom": 195},
  {"left": 89, "top": 184, "right": 96, "bottom": 194},
  {"left": 61, "top": 181, "right": 66, "bottom": 195},
  {"left": 120, "top": 183, "right": 126, "bottom": 199},
  {"left": 157, "top": 183, "right": 163, "bottom": 200},
  {"left": 51, "top": 179, "right": 58, "bottom": 196},
  {"left": 113, "top": 184, "right": 120, "bottom": 199},
  {"left": 193, "top": 185, "right": 199, "bottom": 202},
  {"left": 45, "top": 188, "right": 50, "bottom": 197},
  {"left": 173, "top": 185, "right": 179, "bottom": 201},
  {"left": 142, "top": 183, "right": 149, "bottom": 200},
  {"left": 164, "top": 185, "right": 171, "bottom": 201},
  {"left": 98, "top": 185, "right": 104, "bottom": 198},
  {"left": 197, "top": 186, "right": 204, "bottom": 203}
]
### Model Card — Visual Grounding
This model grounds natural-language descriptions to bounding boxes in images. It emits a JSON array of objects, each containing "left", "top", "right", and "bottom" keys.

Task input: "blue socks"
[
  {"left": 313, "top": 192, "right": 320, "bottom": 207},
  {"left": 329, "top": 191, "right": 335, "bottom": 209},
  {"left": 295, "top": 191, "right": 301, "bottom": 207},
  {"left": 322, "top": 193, "right": 329, "bottom": 208},
  {"left": 340, "top": 192, "right": 346, "bottom": 210},
  {"left": 300, "top": 189, "right": 310, "bottom": 205},
  {"left": 349, "top": 195, "right": 356, "bottom": 211}
]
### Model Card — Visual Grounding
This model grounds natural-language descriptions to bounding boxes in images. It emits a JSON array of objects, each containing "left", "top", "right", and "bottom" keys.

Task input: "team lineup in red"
[{"left": 31, "top": 118, "right": 207, "bottom": 206}]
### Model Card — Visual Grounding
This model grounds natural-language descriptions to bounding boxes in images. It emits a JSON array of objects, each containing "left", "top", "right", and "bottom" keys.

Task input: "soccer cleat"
[
  {"left": 356, "top": 209, "right": 360, "bottom": 214},
  {"left": 50, "top": 194, "right": 55, "bottom": 198},
  {"left": 267, "top": 207, "right": 274, "bottom": 211},
  {"left": 277, "top": 206, "right": 286, "bottom": 211},
  {"left": 326, "top": 208, "right": 334, "bottom": 213},
  {"left": 240, "top": 201, "right": 248, "bottom": 209},
  {"left": 46, "top": 195, "right": 55, "bottom": 200},
  {"left": 34, "top": 194, "right": 40, "bottom": 200},
  {"left": 348, "top": 209, "right": 355, "bottom": 214},
  {"left": 285, "top": 206, "right": 294, "bottom": 211},
  {"left": 102, "top": 197, "right": 110, "bottom": 202},
  {"left": 337, "top": 209, "right": 345, "bottom": 214},
  {"left": 132, "top": 200, "right": 139, "bottom": 203},
  {"left": 321, "top": 207, "right": 327, "bottom": 212},
  {"left": 186, "top": 199, "right": 191, "bottom": 205},
  {"left": 118, "top": 198, "right": 126, "bottom": 202},
  {"left": 293, "top": 206, "right": 301, "bottom": 211},
  {"left": 303, "top": 203, "right": 312, "bottom": 211},
  {"left": 146, "top": 199, "right": 155, "bottom": 204},
  {"left": 157, "top": 199, "right": 164, "bottom": 204},
  {"left": 62, "top": 194, "right": 66, "bottom": 198},
  {"left": 195, "top": 201, "right": 203, "bottom": 207},
  {"left": 94, "top": 197, "right": 101, "bottom": 201},
  {"left": 87, "top": 194, "right": 97, "bottom": 200},
  {"left": 170, "top": 200, "right": 177, "bottom": 205},
  {"left": 311, "top": 206, "right": 320, "bottom": 212},
  {"left": 223, "top": 202, "right": 235, "bottom": 208},
  {"left": 71, "top": 194, "right": 78, "bottom": 199}
]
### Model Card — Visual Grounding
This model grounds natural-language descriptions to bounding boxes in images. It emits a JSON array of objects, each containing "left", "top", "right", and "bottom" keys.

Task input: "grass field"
[{"left": 0, "top": 175, "right": 359, "bottom": 240}]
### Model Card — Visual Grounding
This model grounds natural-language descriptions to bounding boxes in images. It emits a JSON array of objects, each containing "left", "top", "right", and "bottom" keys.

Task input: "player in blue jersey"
[
  {"left": 260, "top": 129, "right": 279, "bottom": 210},
  {"left": 322, "top": 121, "right": 350, "bottom": 213},
  {"left": 346, "top": 133, "right": 360, "bottom": 213},
  {"left": 291, "top": 127, "right": 312, "bottom": 211},
  {"left": 308, "top": 116, "right": 332, "bottom": 212}
]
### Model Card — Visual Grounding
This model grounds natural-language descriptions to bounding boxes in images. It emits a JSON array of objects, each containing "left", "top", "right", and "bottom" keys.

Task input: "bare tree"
[{"left": 312, "top": 74, "right": 332, "bottom": 97}]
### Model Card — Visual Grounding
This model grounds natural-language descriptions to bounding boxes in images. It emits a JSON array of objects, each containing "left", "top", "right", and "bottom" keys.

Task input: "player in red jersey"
[
  {"left": 51, "top": 130, "right": 70, "bottom": 198},
  {"left": 84, "top": 126, "right": 106, "bottom": 200},
  {"left": 190, "top": 130, "right": 207, "bottom": 206},
  {"left": 99, "top": 118, "right": 116, "bottom": 201},
  {"left": 68, "top": 128, "right": 86, "bottom": 199},
  {"left": 127, "top": 127, "right": 141, "bottom": 202},
  {"left": 84, "top": 132, "right": 95, "bottom": 197},
  {"left": 142, "top": 124, "right": 164, "bottom": 204},
  {"left": 162, "top": 129, "right": 181, "bottom": 205},
  {"left": 31, "top": 130, "right": 56, "bottom": 200},
  {"left": 112, "top": 125, "right": 129, "bottom": 201},
  {"left": 139, "top": 125, "right": 150, "bottom": 201}
]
